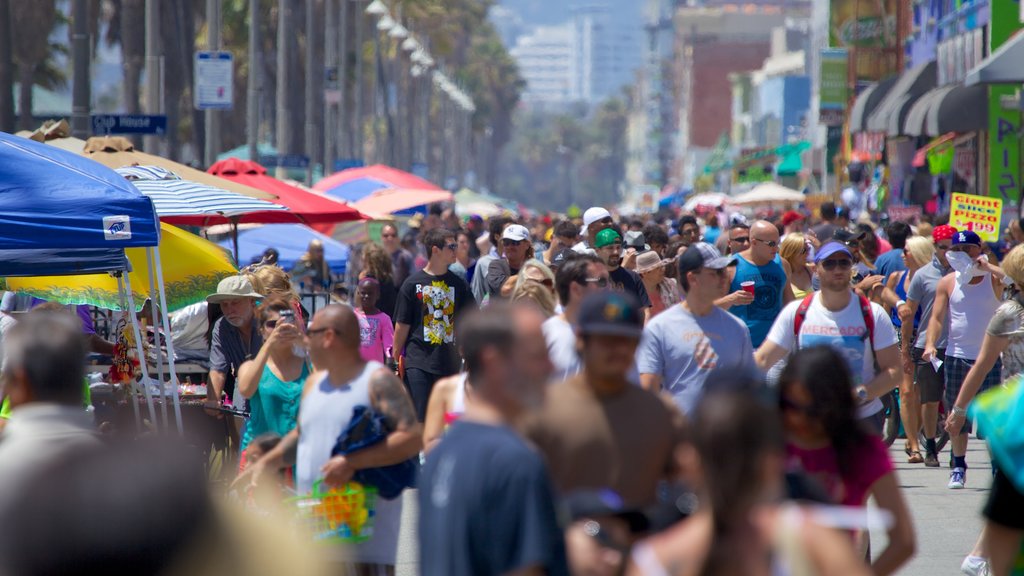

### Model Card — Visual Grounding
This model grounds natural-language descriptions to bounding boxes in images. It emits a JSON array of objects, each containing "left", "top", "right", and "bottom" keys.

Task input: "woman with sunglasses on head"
[
  {"left": 235, "top": 297, "right": 311, "bottom": 471},
  {"left": 780, "top": 346, "right": 916, "bottom": 575},
  {"left": 780, "top": 233, "right": 815, "bottom": 299}
]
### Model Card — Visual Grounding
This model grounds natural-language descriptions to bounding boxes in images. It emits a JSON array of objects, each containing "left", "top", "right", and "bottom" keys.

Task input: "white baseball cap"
[
  {"left": 583, "top": 207, "right": 612, "bottom": 228},
  {"left": 502, "top": 224, "right": 531, "bottom": 242}
]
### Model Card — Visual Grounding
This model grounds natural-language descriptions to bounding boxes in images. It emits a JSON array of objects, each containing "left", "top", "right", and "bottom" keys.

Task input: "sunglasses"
[
  {"left": 446, "top": 243, "right": 458, "bottom": 251},
  {"left": 752, "top": 238, "right": 778, "bottom": 248},
  {"left": 731, "top": 236, "right": 750, "bottom": 244},
  {"left": 820, "top": 258, "right": 853, "bottom": 271},
  {"left": 583, "top": 277, "right": 609, "bottom": 287},
  {"left": 950, "top": 244, "right": 979, "bottom": 252},
  {"left": 936, "top": 242, "right": 952, "bottom": 250},
  {"left": 264, "top": 319, "right": 279, "bottom": 329},
  {"left": 502, "top": 239, "right": 525, "bottom": 247},
  {"left": 381, "top": 233, "right": 397, "bottom": 238}
]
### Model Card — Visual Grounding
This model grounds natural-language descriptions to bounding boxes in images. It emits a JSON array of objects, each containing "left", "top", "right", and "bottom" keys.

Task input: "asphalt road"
[{"left": 394, "top": 436, "right": 993, "bottom": 575}]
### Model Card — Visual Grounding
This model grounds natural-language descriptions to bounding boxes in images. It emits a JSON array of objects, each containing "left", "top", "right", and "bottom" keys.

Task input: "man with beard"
[
  {"left": 419, "top": 303, "right": 568, "bottom": 576},
  {"left": 594, "top": 228, "right": 651, "bottom": 321},
  {"left": 206, "top": 275, "right": 264, "bottom": 412}
]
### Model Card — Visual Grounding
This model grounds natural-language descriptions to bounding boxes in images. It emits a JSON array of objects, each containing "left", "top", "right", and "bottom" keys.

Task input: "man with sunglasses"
[
  {"left": 594, "top": 228, "right": 652, "bottom": 322},
  {"left": 485, "top": 224, "right": 533, "bottom": 301},
  {"left": 393, "top": 228, "right": 476, "bottom": 422},
  {"left": 923, "top": 229, "right": 1007, "bottom": 489},
  {"left": 897, "top": 224, "right": 955, "bottom": 467},
  {"left": 544, "top": 254, "right": 609, "bottom": 381},
  {"left": 724, "top": 223, "right": 750, "bottom": 255},
  {"left": 720, "top": 220, "right": 794, "bottom": 348},
  {"left": 637, "top": 242, "right": 755, "bottom": 414},
  {"left": 756, "top": 241, "right": 900, "bottom": 435}
]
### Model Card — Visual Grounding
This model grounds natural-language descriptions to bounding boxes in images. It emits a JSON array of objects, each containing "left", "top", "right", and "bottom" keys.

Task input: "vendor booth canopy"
[
  {"left": 966, "top": 32, "right": 1024, "bottom": 85},
  {"left": 867, "top": 61, "right": 937, "bottom": 135},
  {"left": 351, "top": 188, "right": 455, "bottom": 215},
  {"left": 222, "top": 223, "right": 350, "bottom": 273},
  {"left": 3, "top": 223, "right": 236, "bottom": 312},
  {"left": 849, "top": 76, "right": 898, "bottom": 133},
  {"left": 0, "top": 131, "right": 159, "bottom": 250}
]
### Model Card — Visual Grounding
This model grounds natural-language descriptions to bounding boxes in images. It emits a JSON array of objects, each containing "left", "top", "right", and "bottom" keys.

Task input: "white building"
[{"left": 510, "top": 24, "right": 575, "bottom": 104}]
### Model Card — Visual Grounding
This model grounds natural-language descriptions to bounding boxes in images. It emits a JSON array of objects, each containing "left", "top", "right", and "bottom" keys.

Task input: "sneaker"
[
  {"left": 961, "top": 555, "right": 988, "bottom": 576},
  {"left": 925, "top": 453, "right": 940, "bottom": 467},
  {"left": 949, "top": 467, "right": 967, "bottom": 489}
]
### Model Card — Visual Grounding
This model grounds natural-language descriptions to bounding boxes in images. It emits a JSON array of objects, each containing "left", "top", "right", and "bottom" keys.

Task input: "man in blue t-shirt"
[
  {"left": 874, "top": 221, "right": 911, "bottom": 278},
  {"left": 718, "top": 220, "right": 794, "bottom": 347},
  {"left": 419, "top": 303, "right": 568, "bottom": 576}
]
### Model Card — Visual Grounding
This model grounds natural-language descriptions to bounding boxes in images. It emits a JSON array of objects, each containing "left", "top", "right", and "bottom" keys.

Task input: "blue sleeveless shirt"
[{"left": 729, "top": 253, "right": 786, "bottom": 347}]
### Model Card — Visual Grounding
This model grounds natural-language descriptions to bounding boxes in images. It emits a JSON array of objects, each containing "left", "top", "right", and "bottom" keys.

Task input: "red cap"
[
  {"left": 932, "top": 224, "right": 957, "bottom": 242},
  {"left": 781, "top": 210, "right": 805, "bottom": 227}
]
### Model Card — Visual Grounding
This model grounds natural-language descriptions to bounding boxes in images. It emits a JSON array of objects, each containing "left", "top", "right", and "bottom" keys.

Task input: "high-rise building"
[{"left": 510, "top": 24, "right": 575, "bottom": 103}]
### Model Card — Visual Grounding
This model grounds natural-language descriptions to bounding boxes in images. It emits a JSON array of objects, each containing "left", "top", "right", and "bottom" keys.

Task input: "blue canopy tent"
[
  {"left": 0, "top": 131, "right": 181, "bottom": 433},
  {"left": 219, "top": 223, "right": 350, "bottom": 274}
]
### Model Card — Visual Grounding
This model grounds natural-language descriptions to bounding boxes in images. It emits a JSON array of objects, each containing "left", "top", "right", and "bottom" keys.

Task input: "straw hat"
[{"left": 635, "top": 251, "right": 672, "bottom": 274}]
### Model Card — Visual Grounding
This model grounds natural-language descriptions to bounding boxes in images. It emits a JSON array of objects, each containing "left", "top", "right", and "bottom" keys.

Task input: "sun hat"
[
  {"left": 635, "top": 251, "right": 671, "bottom": 274},
  {"left": 206, "top": 275, "right": 264, "bottom": 304}
]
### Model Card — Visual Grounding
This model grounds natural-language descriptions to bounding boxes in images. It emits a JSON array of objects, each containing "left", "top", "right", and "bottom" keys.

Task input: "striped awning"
[{"left": 116, "top": 165, "right": 286, "bottom": 220}]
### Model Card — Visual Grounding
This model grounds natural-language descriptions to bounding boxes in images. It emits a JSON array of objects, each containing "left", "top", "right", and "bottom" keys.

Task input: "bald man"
[
  {"left": 244, "top": 304, "right": 421, "bottom": 572},
  {"left": 718, "top": 220, "right": 794, "bottom": 347}
]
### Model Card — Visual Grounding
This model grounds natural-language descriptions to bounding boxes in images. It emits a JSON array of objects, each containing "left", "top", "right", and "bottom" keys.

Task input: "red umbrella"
[{"left": 208, "top": 157, "right": 368, "bottom": 225}]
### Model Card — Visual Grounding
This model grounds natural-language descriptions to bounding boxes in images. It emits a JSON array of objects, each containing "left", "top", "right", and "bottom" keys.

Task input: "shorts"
[
  {"left": 913, "top": 347, "right": 945, "bottom": 404},
  {"left": 944, "top": 355, "right": 1001, "bottom": 435},
  {"left": 984, "top": 467, "right": 1024, "bottom": 530}
]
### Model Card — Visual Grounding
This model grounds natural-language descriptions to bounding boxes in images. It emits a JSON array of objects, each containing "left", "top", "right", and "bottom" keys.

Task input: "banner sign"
[
  {"left": 829, "top": 0, "right": 898, "bottom": 48},
  {"left": 950, "top": 193, "right": 1003, "bottom": 241},
  {"left": 988, "top": 0, "right": 1023, "bottom": 203},
  {"left": 887, "top": 205, "right": 923, "bottom": 223},
  {"left": 819, "top": 49, "right": 848, "bottom": 126}
]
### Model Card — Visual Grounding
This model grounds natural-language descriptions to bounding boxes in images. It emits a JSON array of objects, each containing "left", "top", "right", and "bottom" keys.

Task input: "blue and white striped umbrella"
[{"left": 116, "top": 165, "right": 286, "bottom": 224}]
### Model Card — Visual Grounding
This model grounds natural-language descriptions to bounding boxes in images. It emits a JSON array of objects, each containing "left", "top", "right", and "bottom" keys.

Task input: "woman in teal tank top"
[{"left": 237, "top": 297, "right": 310, "bottom": 453}]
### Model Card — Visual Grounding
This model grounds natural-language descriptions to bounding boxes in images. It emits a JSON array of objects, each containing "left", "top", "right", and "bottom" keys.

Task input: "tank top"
[
  {"left": 240, "top": 360, "right": 310, "bottom": 451},
  {"left": 729, "top": 253, "right": 787, "bottom": 347},
  {"left": 295, "top": 361, "right": 403, "bottom": 564},
  {"left": 891, "top": 270, "right": 921, "bottom": 329},
  {"left": 444, "top": 373, "right": 469, "bottom": 425},
  {"left": 948, "top": 274, "right": 1000, "bottom": 360}
]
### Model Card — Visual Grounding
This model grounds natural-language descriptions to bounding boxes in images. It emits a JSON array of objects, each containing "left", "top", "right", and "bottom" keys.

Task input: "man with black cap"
[
  {"left": 525, "top": 291, "right": 686, "bottom": 509},
  {"left": 206, "top": 275, "right": 265, "bottom": 413},
  {"left": 923, "top": 229, "right": 1007, "bottom": 489},
  {"left": 756, "top": 241, "right": 900, "bottom": 434},
  {"left": 637, "top": 243, "right": 756, "bottom": 414}
]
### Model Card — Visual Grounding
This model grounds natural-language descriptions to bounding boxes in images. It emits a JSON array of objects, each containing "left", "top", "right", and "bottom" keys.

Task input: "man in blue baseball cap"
[
  {"left": 923, "top": 228, "right": 1008, "bottom": 489},
  {"left": 756, "top": 241, "right": 900, "bottom": 435}
]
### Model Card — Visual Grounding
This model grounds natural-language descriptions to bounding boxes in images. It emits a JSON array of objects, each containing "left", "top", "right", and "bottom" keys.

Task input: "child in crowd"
[{"left": 354, "top": 277, "right": 395, "bottom": 366}]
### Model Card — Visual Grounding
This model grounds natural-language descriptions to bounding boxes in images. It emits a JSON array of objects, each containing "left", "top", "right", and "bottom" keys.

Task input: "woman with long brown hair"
[{"left": 360, "top": 241, "right": 399, "bottom": 318}]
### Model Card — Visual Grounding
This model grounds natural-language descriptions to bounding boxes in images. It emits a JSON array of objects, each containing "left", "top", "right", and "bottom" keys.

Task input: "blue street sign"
[
  {"left": 333, "top": 158, "right": 365, "bottom": 172},
  {"left": 91, "top": 114, "right": 168, "bottom": 135},
  {"left": 259, "top": 154, "right": 311, "bottom": 169}
]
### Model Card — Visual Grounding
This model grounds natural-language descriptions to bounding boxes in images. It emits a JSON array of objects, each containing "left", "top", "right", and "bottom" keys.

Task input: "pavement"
[{"left": 393, "top": 436, "right": 993, "bottom": 576}]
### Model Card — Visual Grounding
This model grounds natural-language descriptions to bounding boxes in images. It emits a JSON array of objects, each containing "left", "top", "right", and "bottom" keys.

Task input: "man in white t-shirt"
[
  {"left": 755, "top": 241, "right": 900, "bottom": 433},
  {"left": 543, "top": 253, "right": 609, "bottom": 381}
]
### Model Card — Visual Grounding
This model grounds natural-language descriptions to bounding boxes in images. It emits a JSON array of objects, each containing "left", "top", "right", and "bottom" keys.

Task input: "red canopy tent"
[
  {"left": 208, "top": 158, "right": 368, "bottom": 224},
  {"left": 313, "top": 163, "right": 443, "bottom": 196}
]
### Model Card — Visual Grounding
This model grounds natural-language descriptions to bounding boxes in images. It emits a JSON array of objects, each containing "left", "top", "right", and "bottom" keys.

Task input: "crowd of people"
[{"left": 1, "top": 198, "right": 1023, "bottom": 576}]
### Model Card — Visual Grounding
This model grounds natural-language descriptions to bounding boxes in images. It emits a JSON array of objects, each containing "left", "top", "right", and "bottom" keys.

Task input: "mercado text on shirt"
[
  {"left": 801, "top": 325, "right": 867, "bottom": 337},
  {"left": 680, "top": 331, "right": 721, "bottom": 343}
]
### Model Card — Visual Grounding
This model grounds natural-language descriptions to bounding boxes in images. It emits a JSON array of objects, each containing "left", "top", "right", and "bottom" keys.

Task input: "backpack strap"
[
  {"left": 858, "top": 294, "right": 875, "bottom": 344},
  {"left": 792, "top": 293, "right": 816, "bottom": 342}
]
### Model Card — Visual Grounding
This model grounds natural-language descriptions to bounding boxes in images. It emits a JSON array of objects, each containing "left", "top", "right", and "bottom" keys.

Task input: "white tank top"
[
  {"left": 451, "top": 372, "right": 468, "bottom": 414},
  {"left": 295, "top": 361, "right": 403, "bottom": 565},
  {"left": 948, "top": 275, "right": 999, "bottom": 360}
]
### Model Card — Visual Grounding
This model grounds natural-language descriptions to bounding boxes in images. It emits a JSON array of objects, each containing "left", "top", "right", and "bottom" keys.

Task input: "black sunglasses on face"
[
  {"left": 752, "top": 238, "right": 778, "bottom": 248},
  {"left": 821, "top": 258, "right": 853, "bottom": 271},
  {"left": 583, "top": 277, "right": 609, "bottom": 287},
  {"left": 731, "top": 236, "right": 750, "bottom": 244},
  {"left": 502, "top": 239, "right": 525, "bottom": 247}
]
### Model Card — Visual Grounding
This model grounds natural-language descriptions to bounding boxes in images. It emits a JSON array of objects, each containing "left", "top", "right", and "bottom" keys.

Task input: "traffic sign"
[
  {"left": 91, "top": 114, "right": 167, "bottom": 135},
  {"left": 260, "top": 154, "right": 310, "bottom": 169},
  {"left": 194, "top": 51, "right": 233, "bottom": 110}
]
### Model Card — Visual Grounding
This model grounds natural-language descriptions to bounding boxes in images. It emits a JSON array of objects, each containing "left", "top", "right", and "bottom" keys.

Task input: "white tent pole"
[
  {"left": 147, "top": 247, "right": 169, "bottom": 431},
  {"left": 123, "top": 271, "right": 158, "bottom": 429},
  {"left": 116, "top": 274, "right": 141, "bottom": 430},
  {"left": 153, "top": 246, "right": 184, "bottom": 436}
]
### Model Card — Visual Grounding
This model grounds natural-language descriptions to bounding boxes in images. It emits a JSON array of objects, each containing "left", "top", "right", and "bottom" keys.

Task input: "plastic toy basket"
[{"left": 287, "top": 480, "right": 377, "bottom": 543}]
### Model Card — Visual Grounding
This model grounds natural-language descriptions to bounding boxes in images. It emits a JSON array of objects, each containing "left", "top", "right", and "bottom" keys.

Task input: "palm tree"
[{"left": 11, "top": 1, "right": 59, "bottom": 129}]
